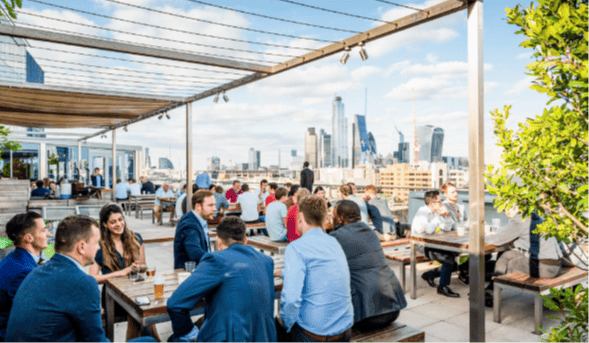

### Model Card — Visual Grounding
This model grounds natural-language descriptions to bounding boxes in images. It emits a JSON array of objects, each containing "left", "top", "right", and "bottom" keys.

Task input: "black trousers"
[{"left": 353, "top": 311, "right": 400, "bottom": 331}]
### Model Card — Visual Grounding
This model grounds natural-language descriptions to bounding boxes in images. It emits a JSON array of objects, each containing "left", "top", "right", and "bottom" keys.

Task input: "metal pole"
[
  {"left": 9, "top": 149, "right": 13, "bottom": 178},
  {"left": 186, "top": 103, "right": 193, "bottom": 212},
  {"left": 112, "top": 129, "right": 117, "bottom": 202},
  {"left": 77, "top": 140, "right": 82, "bottom": 183},
  {"left": 468, "top": 0, "right": 485, "bottom": 342}
]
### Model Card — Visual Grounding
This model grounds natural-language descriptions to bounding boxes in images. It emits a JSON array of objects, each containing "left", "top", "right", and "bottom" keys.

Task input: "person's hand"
[
  {"left": 362, "top": 195, "right": 370, "bottom": 201},
  {"left": 273, "top": 269, "right": 282, "bottom": 278},
  {"left": 438, "top": 207, "right": 450, "bottom": 216}
]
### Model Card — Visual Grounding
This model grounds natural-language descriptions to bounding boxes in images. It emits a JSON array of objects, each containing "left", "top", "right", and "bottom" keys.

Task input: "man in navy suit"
[
  {"left": 174, "top": 190, "right": 216, "bottom": 269},
  {"left": 168, "top": 216, "right": 277, "bottom": 342},
  {"left": 91, "top": 168, "right": 104, "bottom": 187},
  {"left": 6, "top": 215, "right": 155, "bottom": 343},
  {"left": 0, "top": 212, "right": 50, "bottom": 341}
]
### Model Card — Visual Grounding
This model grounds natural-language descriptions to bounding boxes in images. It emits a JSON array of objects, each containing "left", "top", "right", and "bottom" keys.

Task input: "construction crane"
[{"left": 394, "top": 125, "right": 404, "bottom": 144}]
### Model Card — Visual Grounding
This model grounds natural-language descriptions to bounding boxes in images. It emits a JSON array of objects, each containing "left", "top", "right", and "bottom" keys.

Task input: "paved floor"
[{"left": 110, "top": 213, "right": 562, "bottom": 342}]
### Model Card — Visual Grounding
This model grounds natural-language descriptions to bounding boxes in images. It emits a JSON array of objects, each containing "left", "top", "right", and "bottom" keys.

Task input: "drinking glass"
[
  {"left": 185, "top": 261, "right": 196, "bottom": 273},
  {"left": 129, "top": 266, "right": 139, "bottom": 280},
  {"left": 492, "top": 218, "right": 501, "bottom": 232},
  {"left": 146, "top": 266, "right": 156, "bottom": 278},
  {"left": 139, "top": 264, "right": 147, "bottom": 274},
  {"left": 154, "top": 276, "right": 165, "bottom": 298}
]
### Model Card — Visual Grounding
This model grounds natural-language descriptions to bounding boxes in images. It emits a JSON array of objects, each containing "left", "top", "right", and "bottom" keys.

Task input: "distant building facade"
[
  {"left": 318, "top": 129, "right": 331, "bottom": 168},
  {"left": 417, "top": 125, "right": 444, "bottom": 163},
  {"left": 378, "top": 164, "right": 432, "bottom": 204},
  {"left": 304, "top": 127, "right": 318, "bottom": 168},
  {"left": 248, "top": 148, "right": 260, "bottom": 170},
  {"left": 332, "top": 96, "right": 348, "bottom": 168},
  {"left": 158, "top": 157, "right": 174, "bottom": 170},
  {"left": 208, "top": 156, "right": 220, "bottom": 171}
]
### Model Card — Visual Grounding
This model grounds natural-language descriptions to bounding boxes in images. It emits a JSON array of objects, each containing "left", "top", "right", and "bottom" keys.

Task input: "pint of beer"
[
  {"left": 154, "top": 276, "right": 165, "bottom": 298},
  {"left": 146, "top": 267, "right": 156, "bottom": 278}
]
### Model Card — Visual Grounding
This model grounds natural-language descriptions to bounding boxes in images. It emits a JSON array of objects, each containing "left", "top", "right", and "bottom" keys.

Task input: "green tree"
[
  {"left": 485, "top": 0, "right": 587, "bottom": 341},
  {"left": 0, "top": 0, "right": 22, "bottom": 19},
  {"left": 0, "top": 125, "right": 21, "bottom": 155}
]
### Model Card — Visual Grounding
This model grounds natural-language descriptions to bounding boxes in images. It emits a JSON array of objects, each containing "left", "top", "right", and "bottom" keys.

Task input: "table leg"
[
  {"left": 105, "top": 288, "right": 115, "bottom": 341},
  {"left": 410, "top": 240, "right": 417, "bottom": 300},
  {"left": 534, "top": 295, "right": 543, "bottom": 334}
]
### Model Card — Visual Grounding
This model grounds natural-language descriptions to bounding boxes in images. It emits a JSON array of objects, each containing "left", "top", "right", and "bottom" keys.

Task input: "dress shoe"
[
  {"left": 457, "top": 270, "right": 469, "bottom": 285},
  {"left": 437, "top": 286, "right": 460, "bottom": 298},
  {"left": 421, "top": 272, "right": 437, "bottom": 288}
]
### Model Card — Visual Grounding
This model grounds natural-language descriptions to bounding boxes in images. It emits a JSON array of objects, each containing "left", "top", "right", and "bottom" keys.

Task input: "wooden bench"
[
  {"left": 351, "top": 321, "right": 424, "bottom": 342},
  {"left": 247, "top": 235, "right": 288, "bottom": 256},
  {"left": 493, "top": 266, "right": 588, "bottom": 334},
  {"left": 209, "top": 222, "right": 267, "bottom": 237},
  {"left": 384, "top": 240, "right": 429, "bottom": 292},
  {"left": 135, "top": 200, "right": 155, "bottom": 220}
]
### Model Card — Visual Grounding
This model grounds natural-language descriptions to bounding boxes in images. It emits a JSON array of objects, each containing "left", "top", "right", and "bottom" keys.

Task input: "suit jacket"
[
  {"left": 0, "top": 248, "right": 37, "bottom": 341},
  {"left": 300, "top": 168, "right": 314, "bottom": 192},
  {"left": 141, "top": 181, "right": 156, "bottom": 194},
  {"left": 168, "top": 244, "right": 276, "bottom": 342},
  {"left": 5, "top": 254, "right": 108, "bottom": 342},
  {"left": 90, "top": 174, "right": 104, "bottom": 187},
  {"left": 174, "top": 211, "right": 210, "bottom": 270},
  {"left": 330, "top": 221, "right": 407, "bottom": 323}
]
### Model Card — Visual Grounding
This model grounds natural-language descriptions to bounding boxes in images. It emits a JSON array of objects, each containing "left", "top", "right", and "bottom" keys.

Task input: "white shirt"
[
  {"left": 237, "top": 192, "right": 259, "bottom": 222},
  {"left": 253, "top": 188, "right": 270, "bottom": 204},
  {"left": 411, "top": 205, "right": 450, "bottom": 236},
  {"left": 176, "top": 193, "right": 187, "bottom": 218},
  {"left": 128, "top": 183, "right": 142, "bottom": 196}
]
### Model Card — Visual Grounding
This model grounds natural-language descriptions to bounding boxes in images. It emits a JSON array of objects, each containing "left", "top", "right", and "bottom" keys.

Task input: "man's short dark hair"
[
  {"left": 303, "top": 161, "right": 310, "bottom": 168},
  {"left": 335, "top": 200, "right": 361, "bottom": 224},
  {"left": 424, "top": 190, "right": 440, "bottom": 205},
  {"left": 208, "top": 184, "right": 216, "bottom": 190},
  {"left": 241, "top": 183, "right": 249, "bottom": 192},
  {"left": 192, "top": 190, "right": 214, "bottom": 207},
  {"left": 287, "top": 185, "right": 300, "bottom": 198},
  {"left": 6, "top": 212, "right": 43, "bottom": 246},
  {"left": 298, "top": 196, "right": 327, "bottom": 228},
  {"left": 275, "top": 187, "right": 288, "bottom": 201},
  {"left": 215, "top": 185, "right": 224, "bottom": 194},
  {"left": 260, "top": 179, "right": 268, "bottom": 185},
  {"left": 268, "top": 183, "right": 278, "bottom": 191},
  {"left": 216, "top": 216, "right": 246, "bottom": 245},
  {"left": 285, "top": 182, "right": 293, "bottom": 188},
  {"left": 233, "top": 180, "right": 240, "bottom": 186},
  {"left": 54, "top": 215, "right": 99, "bottom": 254},
  {"left": 35, "top": 180, "right": 44, "bottom": 188},
  {"left": 339, "top": 185, "right": 352, "bottom": 197},
  {"left": 94, "top": 168, "right": 99, "bottom": 171},
  {"left": 192, "top": 184, "right": 200, "bottom": 193}
]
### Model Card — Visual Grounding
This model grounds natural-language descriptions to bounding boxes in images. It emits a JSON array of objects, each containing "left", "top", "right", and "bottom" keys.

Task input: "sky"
[{"left": 10, "top": 0, "right": 549, "bottom": 170}]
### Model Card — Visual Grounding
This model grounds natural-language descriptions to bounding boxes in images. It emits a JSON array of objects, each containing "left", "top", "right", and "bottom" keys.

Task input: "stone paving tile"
[
  {"left": 443, "top": 310, "right": 504, "bottom": 333},
  {"left": 425, "top": 333, "right": 449, "bottom": 342},
  {"left": 396, "top": 309, "right": 441, "bottom": 329},
  {"left": 422, "top": 322, "right": 469, "bottom": 342},
  {"left": 488, "top": 324, "right": 543, "bottom": 342},
  {"left": 411, "top": 301, "right": 469, "bottom": 320}
]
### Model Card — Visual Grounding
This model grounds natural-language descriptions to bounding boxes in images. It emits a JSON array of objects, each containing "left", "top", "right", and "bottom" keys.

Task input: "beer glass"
[
  {"left": 154, "top": 276, "right": 165, "bottom": 298},
  {"left": 146, "top": 266, "right": 156, "bottom": 278}
]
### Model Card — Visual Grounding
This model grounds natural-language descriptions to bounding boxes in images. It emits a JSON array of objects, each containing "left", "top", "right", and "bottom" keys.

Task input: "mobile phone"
[{"left": 135, "top": 297, "right": 150, "bottom": 305}]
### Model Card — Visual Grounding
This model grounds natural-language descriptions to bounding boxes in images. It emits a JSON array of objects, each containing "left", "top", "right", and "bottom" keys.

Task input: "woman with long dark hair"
[{"left": 89, "top": 204, "right": 158, "bottom": 340}]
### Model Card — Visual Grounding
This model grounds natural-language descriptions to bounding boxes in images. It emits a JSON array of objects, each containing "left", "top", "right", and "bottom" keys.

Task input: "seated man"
[
  {"left": 365, "top": 185, "right": 397, "bottom": 236},
  {"left": 174, "top": 190, "right": 216, "bottom": 270},
  {"left": 236, "top": 184, "right": 260, "bottom": 223},
  {"left": 265, "top": 187, "right": 289, "bottom": 241},
  {"left": 286, "top": 188, "right": 310, "bottom": 242},
  {"left": 168, "top": 217, "right": 276, "bottom": 342},
  {"left": 264, "top": 182, "right": 279, "bottom": 213},
  {"left": 225, "top": 180, "right": 243, "bottom": 203},
  {"left": 154, "top": 182, "right": 174, "bottom": 223},
  {"left": 277, "top": 196, "right": 353, "bottom": 342},
  {"left": 175, "top": 184, "right": 187, "bottom": 221},
  {"left": 254, "top": 179, "right": 270, "bottom": 213},
  {"left": 208, "top": 186, "right": 229, "bottom": 225},
  {"left": 128, "top": 178, "right": 142, "bottom": 196},
  {"left": 0, "top": 212, "right": 50, "bottom": 341},
  {"left": 339, "top": 185, "right": 369, "bottom": 225},
  {"left": 411, "top": 190, "right": 459, "bottom": 298},
  {"left": 115, "top": 178, "right": 129, "bottom": 201},
  {"left": 30, "top": 179, "right": 50, "bottom": 197},
  {"left": 5, "top": 215, "right": 155, "bottom": 342},
  {"left": 331, "top": 200, "right": 407, "bottom": 330}
]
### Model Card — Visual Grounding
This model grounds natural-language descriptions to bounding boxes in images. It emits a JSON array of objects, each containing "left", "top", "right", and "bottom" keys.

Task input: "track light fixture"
[
  {"left": 213, "top": 93, "right": 220, "bottom": 104},
  {"left": 158, "top": 114, "right": 163, "bottom": 120},
  {"left": 340, "top": 46, "right": 350, "bottom": 64},
  {"left": 123, "top": 126, "right": 128, "bottom": 132},
  {"left": 222, "top": 91, "right": 229, "bottom": 103},
  {"left": 165, "top": 113, "right": 171, "bottom": 120},
  {"left": 359, "top": 42, "right": 368, "bottom": 61}
]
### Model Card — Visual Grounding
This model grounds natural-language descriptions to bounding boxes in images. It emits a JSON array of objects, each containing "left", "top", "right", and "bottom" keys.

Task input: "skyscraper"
[
  {"left": 394, "top": 142, "right": 410, "bottom": 164},
  {"left": 158, "top": 157, "right": 174, "bottom": 169},
  {"left": 208, "top": 156, "right": 220, "bottom": 171},
  {"left": 248, "top": 147, "right": 260, "bottom": 170},
  {"left": 145, "top": 148, "right": 151, "bottom": 168},
  {"left": 416, "top": 125, "right": 444, "bottom": 163},
  {"left": 332, "top": 96, "right": 348, "bottom": 168},
  {"left": 304, "top": 127, "right": 318, "bottom": 168},
  {"left": 319, "top": 129, "right": 332, "bottom": 168}
]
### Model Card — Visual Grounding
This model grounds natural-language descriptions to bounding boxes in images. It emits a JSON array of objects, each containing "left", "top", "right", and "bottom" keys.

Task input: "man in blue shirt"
[
  {"left": 0, "top": 212, "right": 50, "bottom": 341},
  {"left": 154, "top": 182, "right": 175, "bottom": 223},
  {"left": 30, "top": 180, "right": 50, "bottom": 197},
  {"left": 265, "top": 187, "right": 288, "bottom": 241},
  {"left": 208, "top": 185, "right": 229, "bottom": 225},
  {"left": 277, "top": 196, "right": 354, "bottom": 342},
  {"left": 195, "top": 171, "right": 211, "bottom": 189},
  {"left": 115, "top": 178, "right": 129, "bottom": 201}
]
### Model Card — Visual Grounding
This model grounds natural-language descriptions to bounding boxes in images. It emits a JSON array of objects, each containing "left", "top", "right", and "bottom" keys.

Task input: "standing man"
[
  {"left": 6, "top": 216, "right": 107, "bottom": 341},
  {"left": 340, "top": 185, "right": 369, "bottom": 225},
  {"left": 300, "top": 161, "right": 314, "bottom": 193},
  {"left": 174, "top": 190, "right": 216, "bottom": 269},
  {"left": 265, "top": 187, "right": 289, "bottom": 241},
  {"left": 411, "top": 190, "right": 459, "bottom": 298},
  {"left": 277, "top": 196, "right": 353, "bottom": 341},
  {"left": 225, "top": 180, "right": 242, "bottom": 203},
  {"left": 195, "top": 171, "right": 211, "bottom": 190},
  {"left": 236, "top": 184, "right": 260, "bottom": 223},
  {"left": 0, "top": 212, "right": 50, "bottom": 341},
  {"left": 365, "top": 185, "right": 397, "bottom": 236},
  {"left": 139, "top": 176, "right": 156, "bottom": 194},
  {"left": 168, "top": 217, "right": 276, "bottom": 342},
  {"left": 154, "top": 182, "right": 175, "bottom": 223},
  {"left": 91, "top": 168, "right": 104, "bottom": 187}
]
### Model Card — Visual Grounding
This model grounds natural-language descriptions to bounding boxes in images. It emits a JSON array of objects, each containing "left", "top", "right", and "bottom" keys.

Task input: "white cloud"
[
  {"left": 398, "top": 61, "right": 493, "bottom": 78},
  {"left": 505, "top": 76, "right": 535, "bottom": 95},
  {"left": 426, "top": 53, "right": 438, "bottom": 63},
  {"left": 351, "top": 66, "right": 381, "bottom": 81},
  {"left": 386, "top": 77, "right": 460, "bottom": 101},
  {"left": 385, "top": 60, "right": 410, "bottom": 76},
  {"left": 485, "top": 81, "right": 501, "bottom": 93}
]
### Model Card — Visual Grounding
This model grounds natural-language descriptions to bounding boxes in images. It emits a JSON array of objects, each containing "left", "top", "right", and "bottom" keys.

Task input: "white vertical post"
[
  {"left": 9, "top": 149, "right": 13, "bottom": 178},
  {"left": 77, "top": 140, "right": 82, "bottom": 183},
  {"left": 186, "top": 104, "right": 193, "bottom": 212},
  {"left": 468, "top": 0, "right": 485, "bottom": 342},
  {"left": 112, "top": 130, "right": 117, "bottom": 202}
]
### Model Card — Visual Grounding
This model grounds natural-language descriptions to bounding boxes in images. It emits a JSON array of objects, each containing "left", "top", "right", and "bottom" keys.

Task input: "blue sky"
[{"left": 15, "top": 0, "right": 547, "bottom": 170}]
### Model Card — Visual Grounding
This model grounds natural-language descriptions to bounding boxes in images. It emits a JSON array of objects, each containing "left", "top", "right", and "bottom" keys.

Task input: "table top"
[
  {"left": 247, "top": 235, "right": 289, "bottom": 252},
  {"left": 105, "top": 270, "right": 283, "bottom": 319},
  {"left": 129, "top": 194, "right": 156, "bottom": 199},
  {"left": 159, "top": 198, "right": 176, "bottom": 205},
  {"left": 410, "top": 230, "right": 498, "bottom": 251}
]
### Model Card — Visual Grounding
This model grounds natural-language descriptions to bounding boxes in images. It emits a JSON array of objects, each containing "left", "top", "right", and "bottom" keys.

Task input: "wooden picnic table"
[
  {"left": 223, "top": 203, "right": 242, "bottom": 216},
  {"left": 127, "top": 194, "right": 155, "bottom": 217},
  {"left": 104, "top": 269, "right": 283, "bottom": 341},
  {"left": 409, "top": 230, "right": 509, "bottom": 299},
  {"left": 158, "top": 198, "right": 176, "bottom": 226}
]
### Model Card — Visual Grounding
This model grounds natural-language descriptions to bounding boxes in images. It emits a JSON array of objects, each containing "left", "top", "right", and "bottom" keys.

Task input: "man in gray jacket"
[{"left": 330, "top": 200, "right": 407, "bottom": 331}]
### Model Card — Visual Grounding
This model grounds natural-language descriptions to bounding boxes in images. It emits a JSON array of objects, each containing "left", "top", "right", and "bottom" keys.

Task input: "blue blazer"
[
  {"left": 174, "top": 211, "right": 210, "bottom": 270},
  {"left": 0, "top": 248, "right": 37, "bottom": 341},
  {"left": 168, "top": 244, "right": 276, "bottom": 342},
  {"left": 5, "top": 254, "right": 108, "bottom": 342},
  {"left": 91, "top": 174, "right": 104, "bottom": 187}
]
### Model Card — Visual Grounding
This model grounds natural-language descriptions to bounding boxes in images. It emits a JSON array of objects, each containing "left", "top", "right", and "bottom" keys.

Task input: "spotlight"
[
  {"left": 166, "top": 113, "right": 171, "bottom": 120},
  {"left": 340, "top": 46, "right": 350, "bottom": 64},
  {"left": 158, "top": 114, "right": 164, "bottom": 120},
  {"left": 222, "top": 91, "right": 229, "bottom": 103},
  {"left": 359, "top": 42, "right": 368, "bottom": 61},
  {"left": 123, "top": 126, "right": 128, "bottom": 132},
  {"left": 213, "top": 93, "right": 220, "bottom": 104}
]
